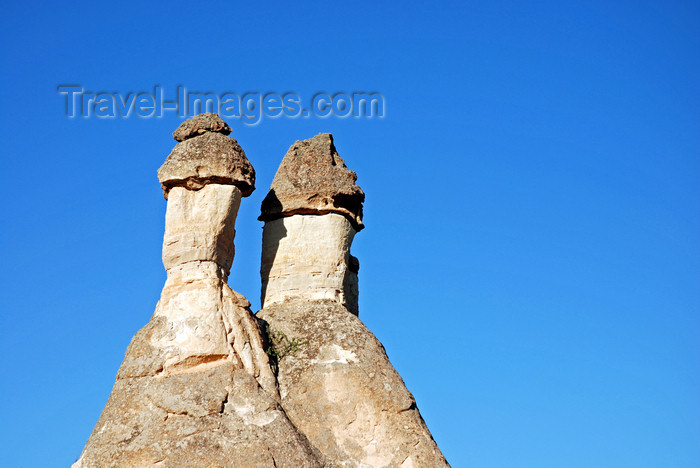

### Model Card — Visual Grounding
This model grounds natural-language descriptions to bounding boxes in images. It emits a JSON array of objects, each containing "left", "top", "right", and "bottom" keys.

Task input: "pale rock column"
[
  {"left": 261, "top": 214, "right": 359, "bottom": 315},
  {"left": 146, "top": 113, "right": 274, "bottom": 391},
  {"left": 259, "top": 133, "right": 363, "bottom": 315},
  {"left": 258, "top": 134, "right": 449, "bottom": 467},
  {"left": 74, "top": 114, "right": 325, "bottom": 468}
]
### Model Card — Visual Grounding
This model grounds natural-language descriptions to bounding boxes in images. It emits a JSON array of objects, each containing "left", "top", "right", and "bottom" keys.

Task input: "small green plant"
[{"left": 265, "top": 329, "right": 308, "bottom": 358}]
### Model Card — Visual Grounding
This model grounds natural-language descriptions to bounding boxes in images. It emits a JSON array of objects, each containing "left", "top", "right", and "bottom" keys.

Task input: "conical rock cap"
[{"left": 259, "top": 133, "right": 364, "bottom": 230}]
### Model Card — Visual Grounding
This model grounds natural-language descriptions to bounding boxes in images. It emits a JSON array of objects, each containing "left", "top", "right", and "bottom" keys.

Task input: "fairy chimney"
[
  {"left": 259, "top": 133, "right": 363, "bottom": 315},
  {"left": 258, "top": 134, "right": 449, "bottom": 467},
  {"left": 74, "top": 120, "right": 449, "bottom": 467},
  {"left": 73, "top": 114, "right": 326, "bottom": 468}
]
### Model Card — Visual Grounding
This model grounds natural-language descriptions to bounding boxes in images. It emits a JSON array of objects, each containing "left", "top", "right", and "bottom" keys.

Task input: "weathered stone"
[
  {"left": 74, "top": 117, "right": 326, "bottom": 468},
  {"left": 258, "top": 300, "right": 449, "bottom": 468},
  {"left": 261, "top": 213, "right": 359, "bottom": 316},
  {"left": 259, "top": 133, "right": 364, "bottom": 231},
  {"left": 158, "top": 130, "right": 255, "bottom": 198},
  {"left": 75, "top": 362, "right": 326, "bottom": 468},
  {"left": 162, "top": 185, "right": 240, "bottom": 274},
  {"left": 76, "top": 121, "right": 447, "bottom": 467},
  {"left": 258, "top": 134, "right": 448, "bottom": 467},
  {"left": 172, "top": 112, "right": 232, "bottom": 141}
]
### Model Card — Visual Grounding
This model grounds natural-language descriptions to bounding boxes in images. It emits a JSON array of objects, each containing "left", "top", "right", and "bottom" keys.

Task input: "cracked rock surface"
[{"left": 258, "top": 299, "right": 448, "bottom": 468}]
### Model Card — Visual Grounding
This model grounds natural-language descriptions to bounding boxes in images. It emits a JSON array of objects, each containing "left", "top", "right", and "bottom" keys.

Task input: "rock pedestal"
[
  {"left": 258, "top": 134, "right": 449, "bottom": 467},
  {"left": 74, "top": 114, "right": 324, "bottom": 468}
]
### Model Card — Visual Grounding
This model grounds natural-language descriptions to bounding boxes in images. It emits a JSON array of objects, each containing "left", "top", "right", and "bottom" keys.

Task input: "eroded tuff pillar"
[
  {"left": 152, "top": 116, "right": 272, "bottom": 385},
  {"left": 74, "top": 114, "right": 324, "bottom": 468},
  {"left": 259, "top": 133, "right": 363, "bottom": 315},
  {"left": 258, "top": 134, "right": 449, "bottom": 468}
]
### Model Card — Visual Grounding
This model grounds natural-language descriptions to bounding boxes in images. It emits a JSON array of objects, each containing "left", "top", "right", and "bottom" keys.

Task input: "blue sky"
[{"left": 1, "top": 1, "right": 698, "bottom": 467}]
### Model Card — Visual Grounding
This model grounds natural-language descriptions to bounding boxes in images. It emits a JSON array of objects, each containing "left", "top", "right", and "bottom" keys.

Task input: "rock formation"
[
  {"left": 258, "top": 134, "right": 449, "bottom": 467},
  {"left": 74, "top": 114, "right": 325, "bottom": 467},
  {"left": 259, "top": 134, "right": 361, "bottom": 315},
  {"left": 75, "top": 117, "right": 448, "bottom": 467}
]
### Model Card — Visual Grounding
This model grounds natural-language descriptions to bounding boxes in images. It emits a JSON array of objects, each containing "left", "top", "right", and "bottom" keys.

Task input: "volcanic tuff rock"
[
  {"left": 74, "top": 116, "right": 325, "bottom": 468},
  {"left": 261, "top": 213, "right": 360, "bottom": 316},
  {"left": 158, "top": 125, "right": 255, "bottom": 197},
  {"left": 75, "top": 117, "right": 448, "bottom": 467},
  {"left": 258, "top": 134, "right": 449, "bottom": 467},
  {"left": 172, "top": 112, "right": 232, "bottom": 141},
  {"left": 258, "top": 301, "right": 447, "bottom": 467},
  {"left": 259, "top": 133, "right": 365, "bottom": 231}
]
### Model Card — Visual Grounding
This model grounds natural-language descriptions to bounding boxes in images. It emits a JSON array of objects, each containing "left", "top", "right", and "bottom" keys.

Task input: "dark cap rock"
[
  {"left": 259, "top": 133, "right": 364, "bottom": 230},
  {"left": 158, "top": 115, "right": 255, "bottom": 198},
  {"left": 172, "top": 113, "right": 232, "bottom": 141}
]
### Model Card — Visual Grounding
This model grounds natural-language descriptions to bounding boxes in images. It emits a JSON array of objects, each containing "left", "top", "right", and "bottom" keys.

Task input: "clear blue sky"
[{"left": 1, "top": 1, "right": 698, "bottom": 467}]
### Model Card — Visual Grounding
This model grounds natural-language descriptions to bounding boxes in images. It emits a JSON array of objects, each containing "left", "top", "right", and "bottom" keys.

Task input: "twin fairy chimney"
[{"left": 74, "top": 114, "right": 449, "bottom": 468}]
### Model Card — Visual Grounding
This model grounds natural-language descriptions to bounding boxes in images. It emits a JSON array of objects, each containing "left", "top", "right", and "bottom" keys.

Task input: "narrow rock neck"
[
  {"left": 162, "top": 184, "right": 242, "bottom": 278},
  {"left": 261, "top": 213, "right": 359, "bottom": 315}
]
